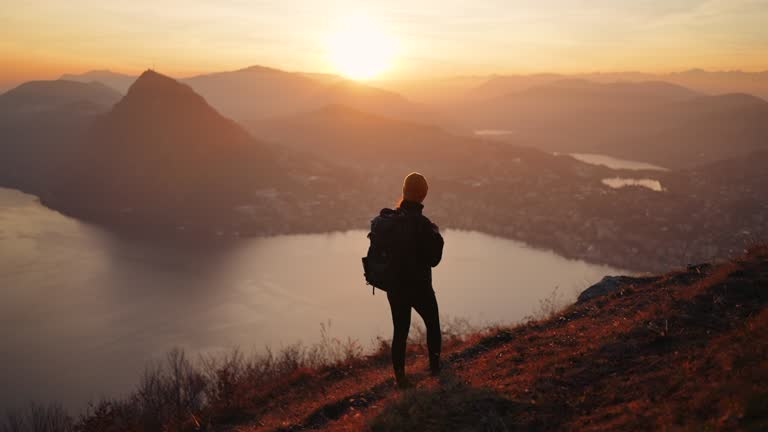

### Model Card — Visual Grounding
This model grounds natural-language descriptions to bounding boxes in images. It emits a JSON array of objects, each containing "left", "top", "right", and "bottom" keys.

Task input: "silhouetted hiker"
[{"left": 363, "top": 172, "right": 444, "bottom": 389}]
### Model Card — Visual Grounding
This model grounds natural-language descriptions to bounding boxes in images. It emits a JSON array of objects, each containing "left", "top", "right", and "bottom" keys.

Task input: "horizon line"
[{"left": 4, "top": 64, "right": 768, "bottom": 93}]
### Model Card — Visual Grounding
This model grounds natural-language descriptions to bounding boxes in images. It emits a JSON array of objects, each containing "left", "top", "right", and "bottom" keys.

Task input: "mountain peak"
[
  {"left": 137, "top": 68, "right": 163, "bottom": 79},
  {"left": 116, "top": 69, "right": 217, "bottom": 119},
  {"left": 237, "top": 65, "right": 283, "bottom": 74},
  {"left": 128, "top": 69, "right": 190, "bottom": 95},
  {"left": 76, "top": 68, "right": 273, "bottom": 219},
  {"left": 100, "top": 70, "right": 253, "bottom": 148}
]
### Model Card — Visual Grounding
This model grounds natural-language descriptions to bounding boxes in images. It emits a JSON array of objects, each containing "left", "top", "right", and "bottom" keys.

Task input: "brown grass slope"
[
  {"left": 239, "top": 246, "right": 767, "bottom": 432},
  {"left": 76, "top": 246, "right": 768, "bottom": 431}
]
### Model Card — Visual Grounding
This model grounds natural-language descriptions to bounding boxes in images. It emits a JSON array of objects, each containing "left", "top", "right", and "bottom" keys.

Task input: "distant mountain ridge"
[
  {"left": 0, "top": 80, "right": 121, "bottom": 116},
  {"left": 52, "top": 70, "right": 286, "bottom": 229},
  {"left": 465, "top": 69, "right": 768, "bottom": 101},
  {"left": 457, "top": 78, "right": 768, "bottom": 168},
  {"left": 35, "top": 70, "right": 373, "bottom": 236},
  {"left": 59, "top": 70, "right": 137, "bottom": 93},
  {"left": 2, "top": 68, "right": 766, "bottom": 274},
  {"left": 61, "top": 65, "right": 436, "bottom": 127},
  {"left": 57, "top": 67, "right": 768, "bottom": 104},
  {"left": 256, "top": 104, "right": 455, "bottom": 170},
  {"left": 182, "top": 65, "right": 435, "bottom": 127},
  {"left": 0, "top": 80, "right": 122, "bottom": 194},
  {"left": 510, "top": 79, "right": 701, "bottom": 103}
]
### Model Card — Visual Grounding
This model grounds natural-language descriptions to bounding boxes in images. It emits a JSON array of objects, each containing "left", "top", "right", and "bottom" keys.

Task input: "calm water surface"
[
  {"left": 0, "top": 187, "right": 626, "bottom": 411},
  {"left": 568, "top": 153, "right": 669, "bottom": 171},
  {"left": 602, "top": 177, "right": 665, "bottom": 192}
]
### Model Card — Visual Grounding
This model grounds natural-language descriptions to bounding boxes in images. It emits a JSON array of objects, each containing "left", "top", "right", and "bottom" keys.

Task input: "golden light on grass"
[{"left": 328, "top": 14, "right": 396, "bottom": 81}]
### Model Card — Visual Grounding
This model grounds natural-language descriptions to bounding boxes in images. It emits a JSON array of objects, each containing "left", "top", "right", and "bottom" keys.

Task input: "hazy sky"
[{"left": 2, "top": 0, "right": 768, "bottom": 87}]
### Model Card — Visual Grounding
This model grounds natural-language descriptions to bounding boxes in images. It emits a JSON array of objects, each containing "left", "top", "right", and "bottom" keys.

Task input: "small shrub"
[
  {"left": 22, "top": 316, "right": 482, "bottom": 431},
  {"left": 408, "top": 315, "right": 481, "bottom": 347},
  {"left": 1, "top": 402, "right": 74, "bottom": 432},
  {"left": 523, "top": 286, "right": 568, "bottom": 322}
]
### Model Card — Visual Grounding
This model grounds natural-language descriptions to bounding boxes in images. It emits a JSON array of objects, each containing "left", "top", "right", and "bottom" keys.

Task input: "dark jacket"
[{"left": 386, "top": 200, "right": 444, "bottom": 292}]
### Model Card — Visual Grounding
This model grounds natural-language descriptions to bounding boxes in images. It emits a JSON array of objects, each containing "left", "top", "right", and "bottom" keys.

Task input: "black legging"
[{"left": 387, "top": 288, "right": 441, "bottom": 375}]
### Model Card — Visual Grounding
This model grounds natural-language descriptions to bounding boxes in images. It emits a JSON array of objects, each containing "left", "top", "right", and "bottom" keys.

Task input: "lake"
[
  {"left": 0, "top": 187, "right": 626, "bottom": 412},
  {"left": 567, "top": 153, "right": 668, "bottom": 171},
  {"left": 602, "top": 177, "right": 665, "bottom": 192}
]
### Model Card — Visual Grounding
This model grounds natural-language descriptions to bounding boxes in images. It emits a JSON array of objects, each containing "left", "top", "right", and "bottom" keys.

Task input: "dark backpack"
[{"left": 362, "top": 208, "right": 407, "bottom": 294}]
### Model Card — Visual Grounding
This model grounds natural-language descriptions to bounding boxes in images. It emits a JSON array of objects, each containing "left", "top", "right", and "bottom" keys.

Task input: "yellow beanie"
[{"left": 403, "top": 172, "right": 428, "bottom": 203}]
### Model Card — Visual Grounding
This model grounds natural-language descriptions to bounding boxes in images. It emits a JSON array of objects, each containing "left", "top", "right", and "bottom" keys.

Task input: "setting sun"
[
  {"left": 328, "top": 15, "right": 395, "bottom": 81},
  {"left": 3, "top": 0, "right": 768, "bottom": 428}
]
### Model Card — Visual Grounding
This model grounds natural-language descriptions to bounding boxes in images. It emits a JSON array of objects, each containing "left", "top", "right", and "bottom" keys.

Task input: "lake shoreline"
[
  {"left": 1, "top": 186, "right": 625, "bottom": 412},
  {"left": 38, "top": 189, "right": 655, "bottom": 274}
]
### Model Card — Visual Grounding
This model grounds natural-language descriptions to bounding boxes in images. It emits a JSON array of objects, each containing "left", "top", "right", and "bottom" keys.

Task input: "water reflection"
[
  {"left": 602, "top": 177, "right": 665, "bottom": 192},
  {"left": 0, "top": 187, "right": 627, "bottom": 412},
  {"left": 567, "top": 153, "right": 668, "bottom": 171}
]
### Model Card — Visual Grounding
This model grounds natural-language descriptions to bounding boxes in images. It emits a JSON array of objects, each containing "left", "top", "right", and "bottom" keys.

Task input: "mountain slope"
[
  {"left": 611, "top": 94, "right": 768, "bottom": 167},
  {"left": 49, "top": 70, "right": 302, "bottom": 233},
  {"left": 461, "top": 79, "right": 700, "bottom": 127},
  {"left": 254, "top": 103, "right": 613, "bottom": 187},
  {"left": 180, "top": 65, "right": 324, "bottom": 122},
  {"left": 256, "top": 104, "right": 493, "bottom": 174},
  {"left": 366, "top": 248, "right": 768, "bottom": 432},
  {"left": 75, "top": 245, "right": 768, "bottom": 431},
  {"left": 0, "top": 80, "right": 121, "bottom": 193},
  {"left": 60, "top": 70, "right": 138, "bottom": 93},
  {"left": 62, "top": 66, "right": 437, "bottom": 128},
  {"left": 181, "top": 65, "right": 434, "bottom": 126},
  {"left": 219, "top": 244, "right": 768, "bottom": 431},
  {"left": 0, "top": 79, "right": 121, "bottom": 116},
  {"left": 39, "top": 70, "right": 376, "bottom": 236},
  {"left": 463, "top": 70, "right": 768, "bottom": 101},
  {"left": 458, "top": 79, "right": 768, "bottom": 168}
]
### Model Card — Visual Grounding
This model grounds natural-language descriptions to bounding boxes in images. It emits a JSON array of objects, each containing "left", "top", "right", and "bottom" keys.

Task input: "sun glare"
[{"left": 328, "top": 15, "right": 395, "bottom": 81}]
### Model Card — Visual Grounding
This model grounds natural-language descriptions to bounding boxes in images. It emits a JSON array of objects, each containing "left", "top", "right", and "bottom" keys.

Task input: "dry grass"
[
  {"left": 0, "top": 403, "right": 74, "bottom": 432},
  {"left": 523, "top": 285, "right": 568, "bottom": 323},
  {"left": 72, "top": 324, "right": 376, "bottom": 432},
  {"left": 5, "top": 317, "right": 482, "bottom": 432},
  {"left": 6, "top": 245, "right": 768, "bottom": 431}
]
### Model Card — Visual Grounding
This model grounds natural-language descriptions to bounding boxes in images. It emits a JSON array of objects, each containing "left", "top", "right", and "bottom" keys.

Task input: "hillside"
[
  {"left": 182, "top": 66, "right": 433, "bottom": 126},
  {"left": 458, "top": 79, "right": 702, "bottom": 134},
  {"left": 255, "top": 104, "right": 528, "bottom": 177},
  {"left": 60, "top": 70, "right": 137, "bottom": 93},
  {"left": 461, "top": 70, "right": 768, "bottom": 101},
  {"left": 615, "top": 94, "right": 768, "bottom": 167},
  {"left": 51, "top": 70, "right": 278, "bottom": 226},
  {"left": 43, "top": 70, "right": 369, "bottom": 236},
  {"left": 0, "top": 79, "right": 121, "bottom": 115},
  {"left": 252, "top": 101, "right": 768, "bottom": 272},
  {"left": 55, "top": 68, "right": 768, "bottom": 169},
  {"left": 72, "top": 245, "right": 768, "bottom": 431},
  {"left": 457, "top": 79, "right": 768, "bottom": 169},
  {"left": 61, "top": 66, "right": 438, "bottom": 128},
  {"left": 0, "top": 80, "right": 121, "bottom": 194},
  {"left": 3, "top": 71, "right": 765, "bottom": 273}
]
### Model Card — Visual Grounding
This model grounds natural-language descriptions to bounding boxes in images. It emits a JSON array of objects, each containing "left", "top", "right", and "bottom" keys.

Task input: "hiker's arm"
[{"left": 425, "top": 221, "right": 444, "bottom": 267}]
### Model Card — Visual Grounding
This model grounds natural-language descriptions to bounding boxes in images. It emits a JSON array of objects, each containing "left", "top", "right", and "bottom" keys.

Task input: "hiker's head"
[{"left": 402, "top": 172, "right": 428, "bottom": 204}]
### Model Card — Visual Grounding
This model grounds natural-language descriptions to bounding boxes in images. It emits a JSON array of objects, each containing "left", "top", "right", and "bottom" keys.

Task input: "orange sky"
[{"left": 2, "top": 0, "right": 768, "bottom": 89}]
